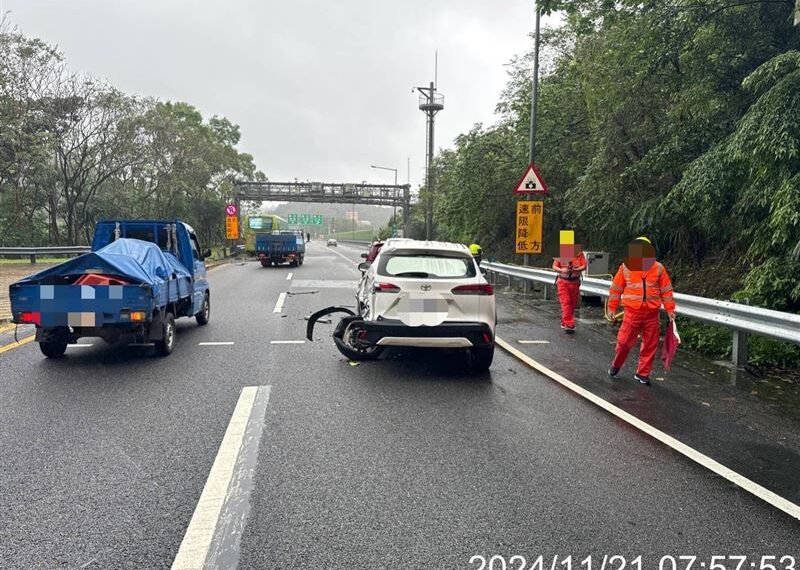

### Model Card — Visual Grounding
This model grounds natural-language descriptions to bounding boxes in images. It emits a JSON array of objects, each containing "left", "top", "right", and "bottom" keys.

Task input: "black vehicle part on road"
[
  {"left": 306, "top": 306, "right": 356, "bottom": 341},
  {"left": 332, "top": 316, "right": 385, "bottom": 360}
]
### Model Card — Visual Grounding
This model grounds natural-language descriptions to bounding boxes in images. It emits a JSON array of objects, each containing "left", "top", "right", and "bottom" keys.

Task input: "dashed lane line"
[
  {"left": 273, "top": 292, "right": 287, "bottom": 313},
  {"left": 269, "top": 340, "right": 305, "bottom": 344},
  {"left": 171, "top": 385, "right": 271, "bottom": 570},
  {"left": 198, "top": 342, "right": 235, "bottom": 346},
  {"left": 286, "top": 272, "right": 293, "bottom": 280},
  {"left": 495, "top": 336, "right": 800, "bottom": 521}
]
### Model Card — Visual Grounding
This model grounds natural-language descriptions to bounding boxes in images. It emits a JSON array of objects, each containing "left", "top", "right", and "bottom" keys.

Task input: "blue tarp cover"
[{"left": 15, "top": 238, "right": 191, "bottom": 286}]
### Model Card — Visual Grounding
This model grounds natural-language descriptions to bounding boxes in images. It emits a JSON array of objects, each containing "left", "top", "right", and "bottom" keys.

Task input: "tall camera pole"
[{"left": 416, "top": 80, "right": 444, "bottom": 241}]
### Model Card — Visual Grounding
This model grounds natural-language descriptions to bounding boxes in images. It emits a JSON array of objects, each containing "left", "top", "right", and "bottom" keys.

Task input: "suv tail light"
[
  {"left": 451, "top": 284, "right": 494, "bottom": 296},
  {"left": 373, "top": 282, "right": 400, "bottom": 293}
]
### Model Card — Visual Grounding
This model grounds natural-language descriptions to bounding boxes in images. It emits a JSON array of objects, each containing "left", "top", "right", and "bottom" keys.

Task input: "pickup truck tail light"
[
  {"left": 20, "top": 311, "right": 41, "bottom": 325},
  {"left": 373, "top": 282, "right": 400, "bottom": 293},
  {"left": 121, "top": 310, "right": 147, "bottom": 321},
  {"left": 451, "top": 284, "right": 494, "bottom": 296}
]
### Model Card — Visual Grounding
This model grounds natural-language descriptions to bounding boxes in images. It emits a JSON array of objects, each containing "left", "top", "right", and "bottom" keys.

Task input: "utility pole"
[
  {"left": 416, "top": 70, "right": 444, "bottom": 241},
  {"left": 795, "top": 0, "right": 799, "bottom": 26},
  {"left": 371, "top": 164, "right": 399, "bottom": 237},
  {"left": 523, "top": 3, "right": 542, "bottom": 280}
]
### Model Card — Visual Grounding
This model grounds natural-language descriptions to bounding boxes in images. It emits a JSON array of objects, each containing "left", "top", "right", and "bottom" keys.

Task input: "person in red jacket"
[
  {"left": 552, "top": 234, "right": 587, "bottom": 333},
  {"left": 607, "top": 236, "right": 676, "bottom": 385}
]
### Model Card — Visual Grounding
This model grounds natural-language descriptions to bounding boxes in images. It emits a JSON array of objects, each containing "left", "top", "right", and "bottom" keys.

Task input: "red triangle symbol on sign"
[{"left": 513, "top": 163, "right": 549, "bottom": 194}]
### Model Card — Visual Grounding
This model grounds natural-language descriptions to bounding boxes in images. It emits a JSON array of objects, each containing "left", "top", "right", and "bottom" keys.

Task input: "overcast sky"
[{"left": 4, "top": 0, "right": 550, "bottom": 190}]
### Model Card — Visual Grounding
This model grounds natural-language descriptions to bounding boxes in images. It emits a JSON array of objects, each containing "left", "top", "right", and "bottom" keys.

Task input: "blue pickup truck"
[
  {"left": 256, "top": 230, "right": 306, "bottom": 267},
  {"left": 9, "top": 220, "right": 211, "bottom": 358}
]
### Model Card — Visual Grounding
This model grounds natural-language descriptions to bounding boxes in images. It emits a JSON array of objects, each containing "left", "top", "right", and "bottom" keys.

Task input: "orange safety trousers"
[
  {"left": 612, "top": 308, "right": 661, "bottom": 377},
  {"left": 557, "top": 278, "right": 581, "bottom": 327}
]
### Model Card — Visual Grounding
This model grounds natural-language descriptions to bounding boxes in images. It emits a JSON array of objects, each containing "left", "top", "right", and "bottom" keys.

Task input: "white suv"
[{"left": 308, "top": 239, "right": 496, "bottom": 371}]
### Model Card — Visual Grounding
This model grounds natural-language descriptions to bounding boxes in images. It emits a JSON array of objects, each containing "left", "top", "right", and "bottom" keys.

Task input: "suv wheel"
[{"left": 468, "top": 343, "right": 494, "bottom": 372}]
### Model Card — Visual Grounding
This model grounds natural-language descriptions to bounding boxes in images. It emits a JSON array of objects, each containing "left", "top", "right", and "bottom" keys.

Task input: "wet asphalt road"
[{"left": 0, "top": 243, "right": 798, "bottom": 569}]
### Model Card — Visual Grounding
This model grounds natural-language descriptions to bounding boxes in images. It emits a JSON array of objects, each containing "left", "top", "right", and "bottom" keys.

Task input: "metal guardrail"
[
  {"left": 0, "top": 246, "right": 90, "bottom": 263},
  {"left": 483, "top": 261, "right": 800, "bottom": 366}
]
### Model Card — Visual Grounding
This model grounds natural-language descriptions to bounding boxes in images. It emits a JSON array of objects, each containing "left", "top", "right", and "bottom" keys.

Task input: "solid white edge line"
[
  {"left": 273, "top": 292, "right": 287, "bottom": 313},
  {"left": 198, "top": 342, "right": 235, "bottom": 346},
  {"left": 171, "top": 386, "right": 260, "bottom": 570},
  {"left": 286, "top": 272, "right": 293, "bottom": 280},
  {"left": 269, "top": 340, "right": 305, "bottom": 344},
  {"left": 495, "top": 336, "right": 800, "bottom": 521}
]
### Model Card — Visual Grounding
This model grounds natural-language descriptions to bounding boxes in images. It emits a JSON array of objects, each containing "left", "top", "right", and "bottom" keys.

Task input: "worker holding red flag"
[
  {"left": 607, "top": 236, "right": 676, "bottom": 385},
  {"left": 552, "top": 230, "right": 587, "bottom": 333}
]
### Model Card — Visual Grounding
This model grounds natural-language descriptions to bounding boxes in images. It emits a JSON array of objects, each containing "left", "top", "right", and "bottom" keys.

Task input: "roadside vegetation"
[
  {"left": 406, "top": 0, "right": 800, "bottom": 367},
  {"left": 0, "top": 20, "right": 263, "bottom": 251}
]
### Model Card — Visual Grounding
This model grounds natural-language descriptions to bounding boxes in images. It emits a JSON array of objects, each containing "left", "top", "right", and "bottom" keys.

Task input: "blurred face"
[
  {"left": 625, "top": 243, "right": 656, "bottom": 270},
  {"left": 559, "top": 243, "right": 581, "bottom": 264}
]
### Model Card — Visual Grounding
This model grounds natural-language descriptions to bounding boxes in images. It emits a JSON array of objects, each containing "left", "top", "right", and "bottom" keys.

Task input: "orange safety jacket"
[{"left": 608, "top": 261, "right": 676, "bottom": 313}]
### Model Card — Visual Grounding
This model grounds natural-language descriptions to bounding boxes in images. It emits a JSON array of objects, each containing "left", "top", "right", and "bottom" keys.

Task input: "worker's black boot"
[
  {"left": 608, "top": 366, "right": 620, "bottom": 378},
  {"left": 634, "top": 373, "right": 651, "bottom": 385}
]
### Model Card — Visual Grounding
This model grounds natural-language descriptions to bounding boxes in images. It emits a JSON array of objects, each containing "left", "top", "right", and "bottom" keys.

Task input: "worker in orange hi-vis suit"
[
  {"left": 552, "top": 230, "right": 586, "bottom": 333},
  {"left": 607, "top": 236, "right": 676, "bottom": 385}
]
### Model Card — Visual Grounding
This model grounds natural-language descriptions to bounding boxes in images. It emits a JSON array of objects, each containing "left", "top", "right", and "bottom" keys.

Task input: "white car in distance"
[{"left": 350, "top": 239, "right": 496, "bottom": 371}]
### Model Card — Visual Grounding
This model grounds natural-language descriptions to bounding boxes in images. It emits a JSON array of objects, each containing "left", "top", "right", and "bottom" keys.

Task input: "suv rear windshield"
[{"left": 377, "top": 252, "right": 476, "bottom": 279}]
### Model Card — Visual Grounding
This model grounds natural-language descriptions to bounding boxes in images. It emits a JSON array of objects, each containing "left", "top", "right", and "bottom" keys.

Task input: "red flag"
[{"left": 661, "top": 319, "right": 681, "bottom": 372}]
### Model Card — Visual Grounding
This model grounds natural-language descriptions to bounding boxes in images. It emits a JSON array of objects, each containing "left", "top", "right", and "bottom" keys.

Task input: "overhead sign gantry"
[{"left": 233, "top": 180, "right": 413, "bottom": 237}]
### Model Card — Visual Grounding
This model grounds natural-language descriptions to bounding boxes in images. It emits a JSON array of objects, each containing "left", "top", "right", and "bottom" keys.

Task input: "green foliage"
[{"left": 0, "top": 25, "right": 262, "bottom": 248}]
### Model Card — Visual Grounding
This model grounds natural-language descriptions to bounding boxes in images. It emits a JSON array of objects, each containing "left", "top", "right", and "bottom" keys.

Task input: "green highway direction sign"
[{"left": 287, "top": 214, "right": 323, "bottom": 225}]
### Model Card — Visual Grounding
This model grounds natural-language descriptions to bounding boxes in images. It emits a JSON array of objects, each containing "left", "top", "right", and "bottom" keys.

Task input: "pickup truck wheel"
[
  {"left": 196, "top": 293, "right": 210, "bottom": 326},
  {"left": 468, "top": 343, "right": 494, "bottom": 373},
  {"left": 39, "top": 340, "right": 68, "bottom": 359},
  {"left": 260, "top": 260, "right": 268, "bottom": 268},
  {"left": 155, "top": 313, "right": 175, "bottom": 356}
]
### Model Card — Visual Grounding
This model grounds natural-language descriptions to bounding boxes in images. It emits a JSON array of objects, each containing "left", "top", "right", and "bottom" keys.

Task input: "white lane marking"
[
  {"left": 67, "top": 343, "right": 93, "bottom": 348},
  {"left": 291, "top": 279, "right": 358, "bottom": 289},
  {"left": 269, "top": 340, "right": 305, "bottom": 344},
  {"left": 286, "top": 272, "right": 293, "bottom": 280},
  {"left": 273, "top": 292, "right": 287, "bottom": 313},
  {"left": 326, "top": 244, "right": 365, "bottom": 265},
  {"left": 495, "top": 337, "right": 800, "bottom": 521},
  {"left": 171, "top": 386, "right": 267, "bottom": 570},
  {"left": 518, "top": 340, "right": 550, "bottom": 344},
  {"left": 198, "top": 342, "right": 235, "bottom": 346}
]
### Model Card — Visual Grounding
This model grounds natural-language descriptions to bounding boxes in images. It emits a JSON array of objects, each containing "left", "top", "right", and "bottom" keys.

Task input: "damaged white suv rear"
[{"left": 307, "top": 239, "right": 497, "bottom": 372}]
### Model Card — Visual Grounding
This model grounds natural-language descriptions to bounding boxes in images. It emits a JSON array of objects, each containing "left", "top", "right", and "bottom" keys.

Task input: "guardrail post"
[
  {"left": 731, "top": 330, "right": 748, "bottom": 367},
  {"left": 542, "top": 284, "right": 548, "bottom": 300},
  {"left": 30, "top": 254, "right": 36, "bottom": 264}
]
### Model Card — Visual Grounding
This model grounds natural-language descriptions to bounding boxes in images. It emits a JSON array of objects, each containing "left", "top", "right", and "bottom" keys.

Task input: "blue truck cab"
[
  {"left": 256, "top": 230, "right": 305, "bottom": 267},
  {"left": 9, "top": 220, "right": 212, "bottom": 358}
]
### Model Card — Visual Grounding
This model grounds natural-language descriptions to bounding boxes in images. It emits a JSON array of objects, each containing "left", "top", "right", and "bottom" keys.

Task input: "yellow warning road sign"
[
  {"left": 515, "top": 201, "right": 543, "bottom": 254},
  {"left": 226, "top": 216, "right": 239, "bottom": 240}
]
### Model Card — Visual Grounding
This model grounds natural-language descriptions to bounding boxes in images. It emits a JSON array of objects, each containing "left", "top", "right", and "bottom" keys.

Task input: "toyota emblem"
[{"left": 420, "top": 284, "right": 432, "bottom": 292}]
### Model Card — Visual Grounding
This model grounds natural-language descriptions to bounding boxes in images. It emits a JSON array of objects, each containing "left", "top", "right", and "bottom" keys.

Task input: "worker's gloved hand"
[{"left": 667, "top": 310, "right": 676, "bottom": 320}]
